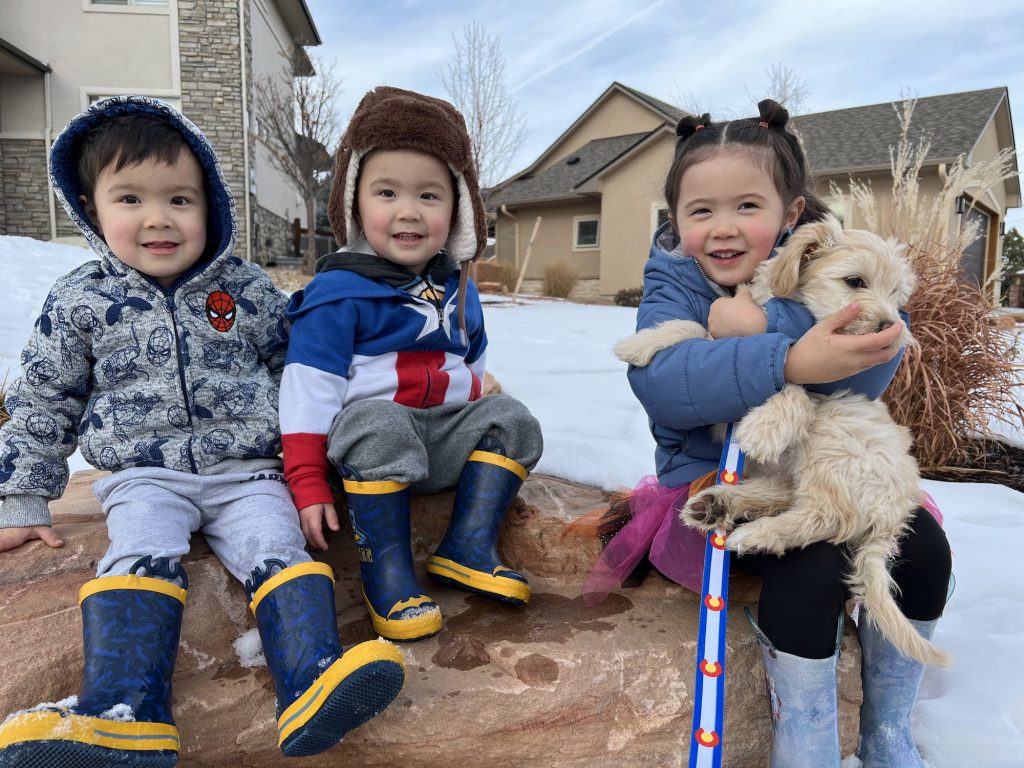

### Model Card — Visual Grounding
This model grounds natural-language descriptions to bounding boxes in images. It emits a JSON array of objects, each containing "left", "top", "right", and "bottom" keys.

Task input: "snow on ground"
[{"left": 2, "top": 236, "right": 1023, "bottom": 766}]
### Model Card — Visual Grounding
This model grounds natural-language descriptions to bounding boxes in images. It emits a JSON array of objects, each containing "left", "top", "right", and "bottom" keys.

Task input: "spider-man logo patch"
[{"left": 206, "top": 291, "right": 236, "bottom": 332}]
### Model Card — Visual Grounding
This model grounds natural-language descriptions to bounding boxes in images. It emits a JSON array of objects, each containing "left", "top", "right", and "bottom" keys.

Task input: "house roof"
[
  {"left": 490, "top": 85, "right": 1019, "bottom": 211},
  {"left": 488, "top": 132, "right": 649, "bottom": 207},
  {"left": 792, "top": 88, "right": 1010, "bottom": 174},
  {"left": 0, "top": 37, "right": 50, "bottom": 76},
  {"left": 273, "top": 0, "right": 322, "bottom": 46}
]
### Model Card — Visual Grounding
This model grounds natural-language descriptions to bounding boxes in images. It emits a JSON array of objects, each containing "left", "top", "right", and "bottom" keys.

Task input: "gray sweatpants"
[
  {"left": 327, "top": 394, "right": 543, "bottom": 494},
  {"left": 92, "top": 466, "right": 310, "bottom": 584}
]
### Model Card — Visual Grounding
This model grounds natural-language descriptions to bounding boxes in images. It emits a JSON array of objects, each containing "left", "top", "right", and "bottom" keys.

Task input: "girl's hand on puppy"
[
  {"left": 299, "top": 502, "right": 340, "bottom": 551},
  {"left": 784, "top": 302, "right": 903, "bottom": 385},
  {"left": 0, "top": 525, "right": 64, "bottom": 554},
  {"left": 708, "top": 287, "right": 767, "bottom": 338}
]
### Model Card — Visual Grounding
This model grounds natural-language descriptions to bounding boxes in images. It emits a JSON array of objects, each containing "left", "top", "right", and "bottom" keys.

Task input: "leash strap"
[{"left": 688, "top": 423, "right": 744, "bottom": 767}]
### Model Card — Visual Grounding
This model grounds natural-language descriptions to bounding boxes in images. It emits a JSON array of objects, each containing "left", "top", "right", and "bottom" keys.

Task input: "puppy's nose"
[{"left": 877, "top": 320, "right": 894, "bottom": 333}]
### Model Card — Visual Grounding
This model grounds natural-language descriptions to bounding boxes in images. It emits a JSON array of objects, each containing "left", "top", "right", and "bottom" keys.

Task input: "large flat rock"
[{"left": 0, "top": 470, "right": 862, "bottom": 767}]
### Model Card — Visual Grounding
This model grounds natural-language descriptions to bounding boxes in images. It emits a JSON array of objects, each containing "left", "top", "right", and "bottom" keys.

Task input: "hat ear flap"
[
  {"left": 766, "top": 215, "right": 843, "bottom": 297},
  {"left": 327, "top": 146, "right": 353, "bottom": 247}
]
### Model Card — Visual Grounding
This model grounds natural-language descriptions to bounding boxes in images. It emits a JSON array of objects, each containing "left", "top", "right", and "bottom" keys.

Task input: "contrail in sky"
[{"left": 511, "top": 0, "right": 668, "bottom": 92}]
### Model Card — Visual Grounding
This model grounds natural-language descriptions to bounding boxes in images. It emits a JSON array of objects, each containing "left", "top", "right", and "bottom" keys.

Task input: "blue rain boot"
[
  {"left": 0, "top": 556, "right": 186, "bottom": 768},
  {"left": 857, "top": 616, "right": 938, "bottom": 767},
  {"left": 748, "top": 609, "right": 842, "bottom": 768},
  {"left": 427, "top": 445, "right": 530, "bottom": 605},
  {"left": 343, "top": 474, "right": 443, "bottom": 640},
  {"left": 247, "top": 560, "right": 406, "bottom": 756}
]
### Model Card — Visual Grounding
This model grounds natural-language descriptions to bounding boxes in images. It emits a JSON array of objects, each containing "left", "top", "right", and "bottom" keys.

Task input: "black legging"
[{"left": 732, "top": 508, "right": 952, "bottom": 659}]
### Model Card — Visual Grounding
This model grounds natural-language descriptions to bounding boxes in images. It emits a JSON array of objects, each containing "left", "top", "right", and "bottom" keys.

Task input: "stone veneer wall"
[
  {"left": 177, "top": 0, "right": 250, "bottom": 260},
  {"left": 0, "top": 139, "right": 51, "bottom": 238},
  {"left": 518, "top": 278, "right": 604, "bottom": 303},
  {"left": 253, "top": 204, "right": 295, "bottom": 264}
]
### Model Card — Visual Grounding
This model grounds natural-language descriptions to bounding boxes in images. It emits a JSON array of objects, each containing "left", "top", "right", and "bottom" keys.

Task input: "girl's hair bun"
[
  {"left": 675, "top": 113, "right": 712, "bottom": 142},
  {"left": 757, "top": 99, "right": 790, "bottom": 130}
]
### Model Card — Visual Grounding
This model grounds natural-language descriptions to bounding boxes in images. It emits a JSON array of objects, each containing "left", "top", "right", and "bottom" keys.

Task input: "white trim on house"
[
  {"left": 573, "top": 215, "right": 600, "bottom": 251},
  {"left": 82, "top": 0, "right": 170, "bottom": 14},
  {"left": 650, "top": 201, "right": 669, "bottom": 237},
  {"left": 80, "top": 88, "right": 181, "bottom": 112}
]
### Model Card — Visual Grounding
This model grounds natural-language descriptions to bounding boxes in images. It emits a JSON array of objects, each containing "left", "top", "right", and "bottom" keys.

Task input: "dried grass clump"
[
  {"left": 542, "top": 262, "right": 580, "bottom": 299},
  {"left": 832, "top": 99, "right": 1023, "bottom": 468}
]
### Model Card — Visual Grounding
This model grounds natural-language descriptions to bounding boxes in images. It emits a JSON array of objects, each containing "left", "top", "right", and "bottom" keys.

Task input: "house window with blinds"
[
  {"left": 88, "top": 0, "right": 169, "bottom": 8},
  {"left": 573, "top": 216, "right": 600, "bottom": 250}
]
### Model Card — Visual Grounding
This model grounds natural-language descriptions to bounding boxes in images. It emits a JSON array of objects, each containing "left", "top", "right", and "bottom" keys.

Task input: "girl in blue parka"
[{"left": 586, "top": 100, "right": 951, "bottom": 767}]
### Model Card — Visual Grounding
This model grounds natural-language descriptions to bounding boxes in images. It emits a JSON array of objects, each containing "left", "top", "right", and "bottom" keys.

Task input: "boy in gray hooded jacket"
[{"left": 0, "top": 97, "right": 403, "bottom": 768}]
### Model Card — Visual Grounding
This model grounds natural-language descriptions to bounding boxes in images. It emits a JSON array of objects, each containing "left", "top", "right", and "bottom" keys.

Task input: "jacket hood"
[{"left": 49, "top": 96, "right": 235, "bottom": 276}]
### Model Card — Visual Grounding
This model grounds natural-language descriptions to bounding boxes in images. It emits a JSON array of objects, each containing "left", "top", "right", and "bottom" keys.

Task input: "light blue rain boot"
[
  {"left": 748, "top": 608, "right": 842, "bottom": 768},
  {"left": 427, "top": 443, "right": 530, "bottom": 605},
  {"left": 247, "top": 560, "right": 405, "bottom": 756},
  {"left": 857, "top": 616, "right": 938, "bottom": 767},
  {"left": 0, "top": 556, "right": 186, "bottom": 768}
]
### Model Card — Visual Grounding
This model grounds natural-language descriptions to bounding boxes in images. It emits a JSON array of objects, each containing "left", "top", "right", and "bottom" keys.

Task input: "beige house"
[
  {"left": 0, "top": 0, "right": 321, "bottom": 264},
  {"left": 488, "top": 83, "right": 1021, "bottom": 304}
]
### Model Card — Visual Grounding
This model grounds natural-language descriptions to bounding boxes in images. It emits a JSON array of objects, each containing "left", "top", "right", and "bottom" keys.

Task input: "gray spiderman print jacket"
[{"left": 0, "top": 97, "right": 289, "bottom": 528}]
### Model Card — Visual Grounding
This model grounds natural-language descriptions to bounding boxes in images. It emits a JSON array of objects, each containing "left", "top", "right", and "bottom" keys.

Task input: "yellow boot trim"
[
  {"left": 78, "top": 575, "right": 186, "bottom": 606},
  {"left": 343, "top": 478, "right": 409, "bottom": 495},
  {"left": 248, "top": 561, "right": 334, "bottom": 613},
  {"left": 467, "top": 451, "right": 528, "bottom": 482},
  {"left": 363, "top": 590, "right": 442, "bottom": 641},
  {"left": 427, "top": 556, "right": 531, "bottom": 604},
  {"left": 277, "top": 639, "right": 405, "bottom": 745},
  {"left": 0, "top": 709, "right": 179, "bottom": 752}
]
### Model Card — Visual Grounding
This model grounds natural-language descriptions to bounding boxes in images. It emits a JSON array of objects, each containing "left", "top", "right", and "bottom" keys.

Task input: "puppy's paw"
[
  {"left": 736, "top": 385, "right": 813, "bottom": 462},
  {"left": 725, "top": 523, "right": 786, "bottom": 556},
  {"left": 681, "top": 488, "right": 733, "bottom": 533}
]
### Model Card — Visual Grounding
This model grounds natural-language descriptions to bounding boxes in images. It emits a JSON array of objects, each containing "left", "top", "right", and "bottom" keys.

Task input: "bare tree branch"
[
  {"left": 255, "top": 51, "right": 343, "bottom": 273},
  {"left": 752, "top": 63, "right": 811, "bottom": 115},
  {"left": 440, "top": 22, "right": 527, "bottom": 187}
]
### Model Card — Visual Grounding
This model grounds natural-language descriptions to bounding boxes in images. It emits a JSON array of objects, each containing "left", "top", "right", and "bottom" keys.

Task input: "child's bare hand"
[
  {"left": 784, "top": 302, "right": 903, "bottom": 385},
  {"left": 708, "top": 287, "right": 767, "bottom": 339},
  {"left": 299, "top": 503, "right": 340, "bottom": 551},
  {"left": 0, "top": 526, "right": 65, "bottom": 553}
]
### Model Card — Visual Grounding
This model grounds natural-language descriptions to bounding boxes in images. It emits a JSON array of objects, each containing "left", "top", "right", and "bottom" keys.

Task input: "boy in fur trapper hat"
[{"left": 280, "top": 86, "right": 544, "bottom": 642}]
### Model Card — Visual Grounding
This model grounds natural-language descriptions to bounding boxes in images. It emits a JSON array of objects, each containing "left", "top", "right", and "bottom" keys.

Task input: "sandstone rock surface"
[{"left": 0, "top": 470, "right": 862, "bottom": 767}]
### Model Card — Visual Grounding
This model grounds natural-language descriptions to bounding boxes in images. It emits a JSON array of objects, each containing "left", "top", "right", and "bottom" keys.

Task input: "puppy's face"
[{"left": 758, "top": 216, "right": 917, "bottom": 348}]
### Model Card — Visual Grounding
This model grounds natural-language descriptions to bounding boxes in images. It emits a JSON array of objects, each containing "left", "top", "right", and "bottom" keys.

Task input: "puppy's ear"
[
  {"left": 888, "top": 238, "right": 918, "bottom": 304},
  {"left": 766, "top": 215, "right": 844, "bottom": 297}
]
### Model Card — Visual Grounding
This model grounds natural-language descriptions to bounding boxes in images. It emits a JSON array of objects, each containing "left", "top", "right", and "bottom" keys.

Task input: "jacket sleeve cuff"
[{"left": 0, "top": 495, "right": 52, "bottom": 528}]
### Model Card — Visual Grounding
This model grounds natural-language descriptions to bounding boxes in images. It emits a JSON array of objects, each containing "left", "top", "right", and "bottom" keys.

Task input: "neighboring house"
[
  {"left": 488, "top": 82, "right": 1021, "bottom": 304},
  {"left": 0, "top": 0, "right": 321, "bottom": 265}
]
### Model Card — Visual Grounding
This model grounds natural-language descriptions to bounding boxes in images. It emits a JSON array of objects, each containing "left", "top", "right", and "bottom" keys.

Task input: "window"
[
  {"left": 961, "top": 205, "right": 991, "bottom": 287},
  {"left": 89, "top": 94, "right": 181, "bottom": 111},
  {"left": 85, "top": 0, "right": 169, "bottom": 13},
  {"left": 91, "top": 0, "right": 168, "bottom": 5},
  {"left": 651, "top": 204, "right": 670, "bottom": 235},
  {"left": 573, "top": 216, "right": 600, "bottom": 250}
]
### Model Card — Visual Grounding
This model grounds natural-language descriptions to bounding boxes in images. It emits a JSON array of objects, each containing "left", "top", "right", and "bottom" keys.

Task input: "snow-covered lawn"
[{"left": 2, "top": 235, "right": 1023, "bottom": 766}]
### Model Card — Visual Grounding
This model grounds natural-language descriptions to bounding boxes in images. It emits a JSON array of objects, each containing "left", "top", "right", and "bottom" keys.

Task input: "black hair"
[
  {"left": 77, "top": 113, "right": 196, "bottom": 201},
  {"left": 663, "top": 99, "right": 829, "bottom": 229}
]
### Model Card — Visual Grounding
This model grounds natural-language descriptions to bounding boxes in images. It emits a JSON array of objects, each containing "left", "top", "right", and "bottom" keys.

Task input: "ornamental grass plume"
[{"left": 831, "top": 99, "right": 1023, "bottom": 469}]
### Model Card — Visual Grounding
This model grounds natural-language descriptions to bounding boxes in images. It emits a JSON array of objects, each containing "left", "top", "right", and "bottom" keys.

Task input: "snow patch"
[{"left": 234, "top": 628, "right": 266, "bottom": 668}]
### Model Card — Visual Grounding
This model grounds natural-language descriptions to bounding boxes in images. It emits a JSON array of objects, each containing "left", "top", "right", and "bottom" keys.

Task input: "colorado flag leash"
[{"left": 688, "top": 423, "right": 744, "bottom": 768}]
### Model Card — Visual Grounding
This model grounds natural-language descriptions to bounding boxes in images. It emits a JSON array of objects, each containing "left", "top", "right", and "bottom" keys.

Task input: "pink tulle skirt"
[
  {"left": 581, "top": 476, "right": 945, "bottom": 608},
  {"left": 582, "top": 475, "right": 707, "bottom": 606}
]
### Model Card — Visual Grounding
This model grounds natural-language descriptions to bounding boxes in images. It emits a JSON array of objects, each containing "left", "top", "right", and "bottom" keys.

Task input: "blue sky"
[{"left": 304, "top": 0, "right": 1024, "bottom": 229}]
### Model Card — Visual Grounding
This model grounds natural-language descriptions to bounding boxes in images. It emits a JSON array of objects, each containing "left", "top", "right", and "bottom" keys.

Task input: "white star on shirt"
[{"left": 405, "top": 301, "right": 442, "bottom": 341}]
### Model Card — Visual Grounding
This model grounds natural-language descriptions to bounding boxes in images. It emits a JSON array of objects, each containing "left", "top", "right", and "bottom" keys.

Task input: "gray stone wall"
[
  {"left": 253, "top": 204, "right": 295, "bottom": 264},
  {"left": 0, "top": 139, "right": 50, "bottom": 239},
  {"left": 517, "top": 277, "right": 604, "bottom": 303},
  {"left": 177, "top": 0, "right": 250, "bottom": 260}
]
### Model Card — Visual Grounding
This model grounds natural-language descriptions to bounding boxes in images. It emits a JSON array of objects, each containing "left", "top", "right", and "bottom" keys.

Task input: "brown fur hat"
[{"left": 327, "top": 86, "right": 486, "bottom": 263}]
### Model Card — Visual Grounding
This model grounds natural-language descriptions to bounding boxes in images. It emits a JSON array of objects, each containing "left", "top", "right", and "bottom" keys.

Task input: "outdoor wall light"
[{"left": 955, "top": 195, "right": 966, "bottom": 215}]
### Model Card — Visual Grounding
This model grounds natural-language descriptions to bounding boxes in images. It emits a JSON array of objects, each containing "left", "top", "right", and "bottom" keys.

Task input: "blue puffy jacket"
[{"left": 627, "top": 222, "right": 906, "bottom": 487}]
